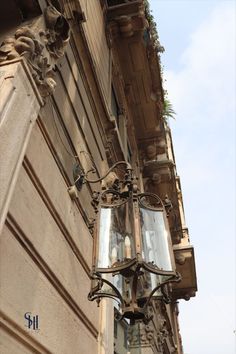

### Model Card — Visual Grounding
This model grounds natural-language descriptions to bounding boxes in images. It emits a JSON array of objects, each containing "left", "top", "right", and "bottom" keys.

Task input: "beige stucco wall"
[{"left": 0, "top": 28, "right": 112, "bottom": 353}]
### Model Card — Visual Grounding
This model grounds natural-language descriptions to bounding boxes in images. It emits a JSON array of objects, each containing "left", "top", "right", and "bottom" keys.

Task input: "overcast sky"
[{"left": 149, "top": 1, "right": 236, "bottom": 353}]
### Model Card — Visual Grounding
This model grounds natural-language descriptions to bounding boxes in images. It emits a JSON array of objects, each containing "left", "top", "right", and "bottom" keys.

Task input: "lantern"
[{"left": 74, "top": 161, "right": 180, "bottom": 322}]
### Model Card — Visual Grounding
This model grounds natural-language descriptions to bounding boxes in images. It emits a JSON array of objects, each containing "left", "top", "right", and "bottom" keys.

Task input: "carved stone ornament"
[
  {"left": 156, "top": 312, "right": 168, "bottom": 344},
  {"left": 128, "top": 322, "right": 155, "bottom": 347},
  {"left": 149, "top": 301, "right": 177, "bottom": 353},
  {"left": 126, "top": 304, "right": 155, "bottom": 347},
  {"left": 0, "top": 2, "right": 70, "bottom": 99}
]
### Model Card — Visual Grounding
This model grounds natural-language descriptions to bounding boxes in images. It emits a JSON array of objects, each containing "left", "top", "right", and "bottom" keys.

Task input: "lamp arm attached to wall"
[
  {"left": 73, "top": 160, "right": 132, "bottom": 191},
  {"left": 85, "top": 160, "right": 132, "bottom": 183}
]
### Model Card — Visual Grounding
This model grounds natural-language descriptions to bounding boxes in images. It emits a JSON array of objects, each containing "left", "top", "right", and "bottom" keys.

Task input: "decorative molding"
[
  {"left": 128, "top": 321, "right": 155, "bottom": 347},
  {"left": 154, "top": 302, "right": 178, "bottom": 353},
  {"left": 0, "top": 2, "right": 70, "bottom": 99}
]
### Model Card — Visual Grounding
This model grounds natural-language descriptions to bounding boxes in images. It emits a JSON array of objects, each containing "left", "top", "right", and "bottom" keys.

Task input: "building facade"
[{"left": 0, "top": 1, "right": 197, "bottom": 353}]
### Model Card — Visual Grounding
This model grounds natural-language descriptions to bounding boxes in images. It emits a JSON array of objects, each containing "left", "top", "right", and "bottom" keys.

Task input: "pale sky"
[{"left": 149, "top": 1, "right": 236, "bottom": 353}]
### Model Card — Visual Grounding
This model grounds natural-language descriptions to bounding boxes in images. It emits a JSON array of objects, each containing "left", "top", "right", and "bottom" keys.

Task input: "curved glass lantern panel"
[
  {"left": 91, "top": 273, "right": 134, "bottom": 307},
  {"left": 140, "top": 207, "right": 173, "bottom": 271},
  {"left": 136, "top": 270, "right": 163, "bottom": 301},
  {"left": 90, "top": 274, "right": 123, "bottom": 304},
  {"left": 97, "top": 200, "right": 135, "bottom": 270}
]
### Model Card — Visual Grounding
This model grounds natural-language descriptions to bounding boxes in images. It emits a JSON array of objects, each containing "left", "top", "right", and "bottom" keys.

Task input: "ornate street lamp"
[{"left": 74, "top": 161, "right": 180, "bottom": 323}]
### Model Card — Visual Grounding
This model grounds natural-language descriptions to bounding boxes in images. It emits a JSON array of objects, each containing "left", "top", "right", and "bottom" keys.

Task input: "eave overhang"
[{"left": 106, "top": 0, "right": 164, "bottom": 142}]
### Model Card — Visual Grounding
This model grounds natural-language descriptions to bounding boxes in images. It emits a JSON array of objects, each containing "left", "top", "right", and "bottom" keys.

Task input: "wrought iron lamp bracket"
[
  {"left": 73, "top": 160, "right": 132, "bottom": 186},
  {"left": 88, "top": 259, "right": 181, "bottom": 322}
]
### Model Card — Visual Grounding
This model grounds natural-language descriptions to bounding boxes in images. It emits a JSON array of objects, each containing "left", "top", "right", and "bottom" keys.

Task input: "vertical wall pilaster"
[
  {"left": 98, "top": 300, "right": 114, "bottom": 354},
  {"left": 0, "top": 59, "right": 43, "bottom": 233}
]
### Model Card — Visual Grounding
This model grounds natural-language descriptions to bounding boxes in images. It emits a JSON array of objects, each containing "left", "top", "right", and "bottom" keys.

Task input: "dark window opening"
[
  {"left": 127, "top": 141, "right": 132, "bottom": 163},
  {"left": 0, "top": 0, "right": 41, "bottom": 35},
  {"left": 111, "top": 85, "right": 120, "bottom": 124}
]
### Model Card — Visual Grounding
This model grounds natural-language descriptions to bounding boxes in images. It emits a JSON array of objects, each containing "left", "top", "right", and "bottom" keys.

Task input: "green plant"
[
  {"left": 163, "top": 98, "right": 176, "bottom": 122},
  {"left": 144, "top": 0, "right": 165, "bottom": 53},
  {"left": 143, "top": 1, "right": 175, "bottom": 124}
]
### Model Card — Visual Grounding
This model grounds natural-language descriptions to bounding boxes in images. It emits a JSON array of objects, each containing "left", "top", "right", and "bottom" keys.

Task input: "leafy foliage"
[
  {"left": 143, "top": 1, "right": 176, "bottom": 123},
  {"left": 163, "top": 98, "right": 176, "bottom": 123},
  {"left": 144, "top": 0, "right": 165, "bottom": 53}
]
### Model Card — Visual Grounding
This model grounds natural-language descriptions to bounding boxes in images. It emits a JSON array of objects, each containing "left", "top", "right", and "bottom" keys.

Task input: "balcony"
[{"left": 172, "top": 245, "right": 197, "bottom": 300}]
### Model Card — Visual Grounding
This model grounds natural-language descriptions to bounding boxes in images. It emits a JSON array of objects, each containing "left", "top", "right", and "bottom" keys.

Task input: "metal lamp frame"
[{"left": 74, "top": 161, "right": 181, "bottom": 322}]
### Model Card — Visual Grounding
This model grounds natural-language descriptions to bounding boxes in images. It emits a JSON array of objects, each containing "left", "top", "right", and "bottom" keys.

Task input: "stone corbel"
[
  {"left": 117, "top": 16, "right": 134, "bottom": 37},
  {"left": 106, "top": 1, "right": 147, "bottom": 43},
  {"left": 0, "top": 1, "right": 70, "bottom": 100}
]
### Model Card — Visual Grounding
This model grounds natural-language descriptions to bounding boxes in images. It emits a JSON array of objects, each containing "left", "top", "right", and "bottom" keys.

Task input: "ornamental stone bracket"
[
  {"left": 0, "top": 1, "right": 70, "bottom": 100},
  {"left": 142, "top": 158, "right": 175, "bottom": 182},
  {"left": 106, "top": 0, "right": 145, "bottom": 23},
  {"left": 105, "top": 0, "right": 147, "bottom": 45},
  {"left": 139, "top": 136, "right": 175, "bottom": 185},
  {"left": 139, "top": 138, "right": 168, "bottom": 164}
]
